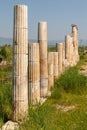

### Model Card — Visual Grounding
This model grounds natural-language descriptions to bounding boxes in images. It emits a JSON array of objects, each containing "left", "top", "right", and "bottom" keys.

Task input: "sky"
[{"left": 0, "top": 0, "right": 87, "bottom": 41}]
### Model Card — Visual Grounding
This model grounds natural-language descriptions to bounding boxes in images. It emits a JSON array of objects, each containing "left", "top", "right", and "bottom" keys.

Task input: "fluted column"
[
  {"left": 28, "top": 43, "right": 40, "bottom": 104},
  {"left": 69, "top": 36, "right": 76, "bottom": 66},
  {"left": 65, "top": 35, "right": 70, "bottom": 61},
  {"left": 38, "top": 22, "right": 48, "bottom": 97},
  {"left": 71, "top": 24, "right": 79, "bottom": 62},
  {"left": 62, "top": 43, "right": 65, "bottom": 72},
  {"left": 65, "top": 35, "right": 71, "bottom": 67},
  {"left": 53, "top": 52, "right": 58, "bottom": 80},
  {"left": 56, "top": 43, "right": 63, "bottom": 75},
  {"left": 13, "top": 5, "right": 28, "bottom": 121},
  {"left": 48, "top": 52, "right": 54, "bottom": 91}
]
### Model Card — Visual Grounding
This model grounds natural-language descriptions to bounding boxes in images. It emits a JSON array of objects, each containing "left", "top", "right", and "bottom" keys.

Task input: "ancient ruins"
[{"left": 12, "top": 4, "right": 79, "bottom": 121}]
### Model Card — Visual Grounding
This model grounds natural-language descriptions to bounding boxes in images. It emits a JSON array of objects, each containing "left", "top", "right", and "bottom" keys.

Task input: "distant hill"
[
  {"left": 0, "top": 37, "right": 12, "bottom": 45},
  {"left": 0, "top": 37, "right": 87, "bottom": 46}
]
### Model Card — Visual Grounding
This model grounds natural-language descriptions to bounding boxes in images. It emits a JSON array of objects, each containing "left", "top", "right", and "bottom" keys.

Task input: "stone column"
[
  {"left": 48, "top": 52, "right": 54, "bottom": 91},
  {"left": 56, "top": 43, "right": 63, "bottom": 75},
  {"left": 65, "top": 35, "right": 71, "bottom": 67},
  {"left": 65, "top": 35, "right": 75, "bottom": 67},
  {"left": 53, "top": 52, "right": 58, "bottom": 80},
  {"left": 62, "top": 43, "right": 65, "bottom": 72},
  {"left": 71, "top": 24, "right": 79, "bottom": 62},
  {"left": 28, "top": 43, "right": 40, "bottom": 104},
  {"left": 38, "top": 22, "right": 48, "bottom": 97},
  {"left": 69, "top": 36, "right": 77, "bottom": 67},
  {"left": 13, "top": 5, "right": 28, "bottom": 121},
  {"left": 65, "top": 35, "right": 70, "bottom": 61}
]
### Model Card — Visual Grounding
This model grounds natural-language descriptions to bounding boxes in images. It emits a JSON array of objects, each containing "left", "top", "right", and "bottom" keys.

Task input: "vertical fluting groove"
[
  {"left": 13, "top": 5, "right": 28, "bottom": 121},
  {"left": 38, "top": 22, "right": 48, "bottom": 97},
  {"left": 28, "top": 43, "right": 40, "bottom": 104}
]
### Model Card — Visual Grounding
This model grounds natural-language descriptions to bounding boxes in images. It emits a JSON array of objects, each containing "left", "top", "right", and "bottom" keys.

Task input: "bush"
[
  {"left": 0, "top": 81, "right": 12, "bottom": 124},
  {"left": 0, "top": 46, "right": 12, "bottom": 61},
  {"left": 52, "top": 67, "right": 87, "bottom": 96}
]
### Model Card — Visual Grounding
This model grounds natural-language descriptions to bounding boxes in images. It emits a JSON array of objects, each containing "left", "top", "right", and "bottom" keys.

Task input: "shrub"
[
  {"left": 0, "top": 81, "right": 12, "bottom": 124},
  {"left": 52, "top": 67, "right": 87, "bottom": 96}
]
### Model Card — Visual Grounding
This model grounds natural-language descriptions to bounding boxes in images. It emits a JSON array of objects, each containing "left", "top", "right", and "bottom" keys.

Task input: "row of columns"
[{"left": 12, "top": 5, "right": 79, "bottom": 121}]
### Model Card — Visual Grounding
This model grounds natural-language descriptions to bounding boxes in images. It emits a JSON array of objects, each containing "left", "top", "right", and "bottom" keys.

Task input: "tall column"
[
  {"left": 62, "top": 43, "right": 65, "bottom": 72},
  {"left": 54, "top": 52, "right": 58, "bottom": 80},
  {"left": 13, "top": 5, "right": 28, "bottom": 121},
  {"left": 70, "top": 36, "right": 76, "bottom": 66},
  {"left": 28, "top": 43, "right": 40, "bottom": 104},
  {"left": 71, "top": 24, "right": 79, "bottom": 62},
  {"left": 65, "top": 35, "right": 71, "bottom": 67},
  {"left": 38, "top": 22, "right": 48, "bottom": 97},
  {"left": 48, "top": 52, "right": 54, "bottom": 91},
  {"left": 56, "top": 43, "right": 63, "bottom": 76},
  {"left": 65, "top": 35, "right": 70, "bottom": 61}
]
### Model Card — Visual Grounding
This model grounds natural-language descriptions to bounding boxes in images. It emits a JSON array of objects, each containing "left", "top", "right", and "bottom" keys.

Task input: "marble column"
[
  {"left": 56, "top": 43, "right": 63, "bottom": 75},
  {"left": 38, "top": 22, "right": 48, "bottom": 97},
  {"left": 28, "top": 43, "right": 40, "bottom": 104},
  {"left": 53, "top": 52, "right": 58, "bottom": 80},
  {"left": 48, "top": 52, "right": 54, "bottom": 90},
  {"left": 13, "top": 5, "right": 28, "bottom": 121}
]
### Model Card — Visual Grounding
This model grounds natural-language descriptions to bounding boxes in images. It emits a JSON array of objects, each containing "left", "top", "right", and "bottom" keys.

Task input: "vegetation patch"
[{"left": 1, "top": 46, "right": 87, "bottom": 129}]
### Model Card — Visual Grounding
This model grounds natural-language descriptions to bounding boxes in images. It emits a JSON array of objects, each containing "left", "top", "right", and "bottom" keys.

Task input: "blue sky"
[{"left": 0, "top": 0, "right": 87, "bottom": 41}]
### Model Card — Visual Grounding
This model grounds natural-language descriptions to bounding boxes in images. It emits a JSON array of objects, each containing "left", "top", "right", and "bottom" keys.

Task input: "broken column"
[
  {"left": 38, "top": 22, "right": 48, "bottom": 97},
  {"left": 71, "top": 24, "right": 79, "bottom": 62},
  {"left": 28, "top": 43, "right": 40, "bottom": 104},
  {"left": 13, "top": 5, "right": 28, "bottom": 121},
  {"left": 54, "top": 52, "right": 58, "bottom": 80},
  {"left": 65, "top": 35, "right": 75, "bottom": 67},
  {"left": 56, "top": 43, "right": 63, "bottom": 75},
  {"left": 48, "top": 52, "right": 54, "bottom": 91}
]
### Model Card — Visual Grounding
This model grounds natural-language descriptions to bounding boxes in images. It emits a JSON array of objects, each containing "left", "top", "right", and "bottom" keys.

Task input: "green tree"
[{"left": 0, "top": 46, "right": 7, "bottom": 59}]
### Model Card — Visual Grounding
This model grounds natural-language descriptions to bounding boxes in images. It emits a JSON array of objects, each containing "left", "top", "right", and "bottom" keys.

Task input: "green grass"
[
  {"left": 0, "top": 64, "right": 12, "bottom": 127},
  {"left": 1, "top": 46, "right": 87, "bottom": 129},
  {"left": 19, "top": 45, "right": 87, "bottom": 129},
  {"left": 0, "top": 81, "right": 12, "bottom": 127},
  {"left": 19, "top": 65, "right": 87, "bottom": 130},
  {"left": 19, "top": 95, "right": 87, "bottom": 130},
  {"left": 53, "top": 67, "right": 87, "bottom": 94}
]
